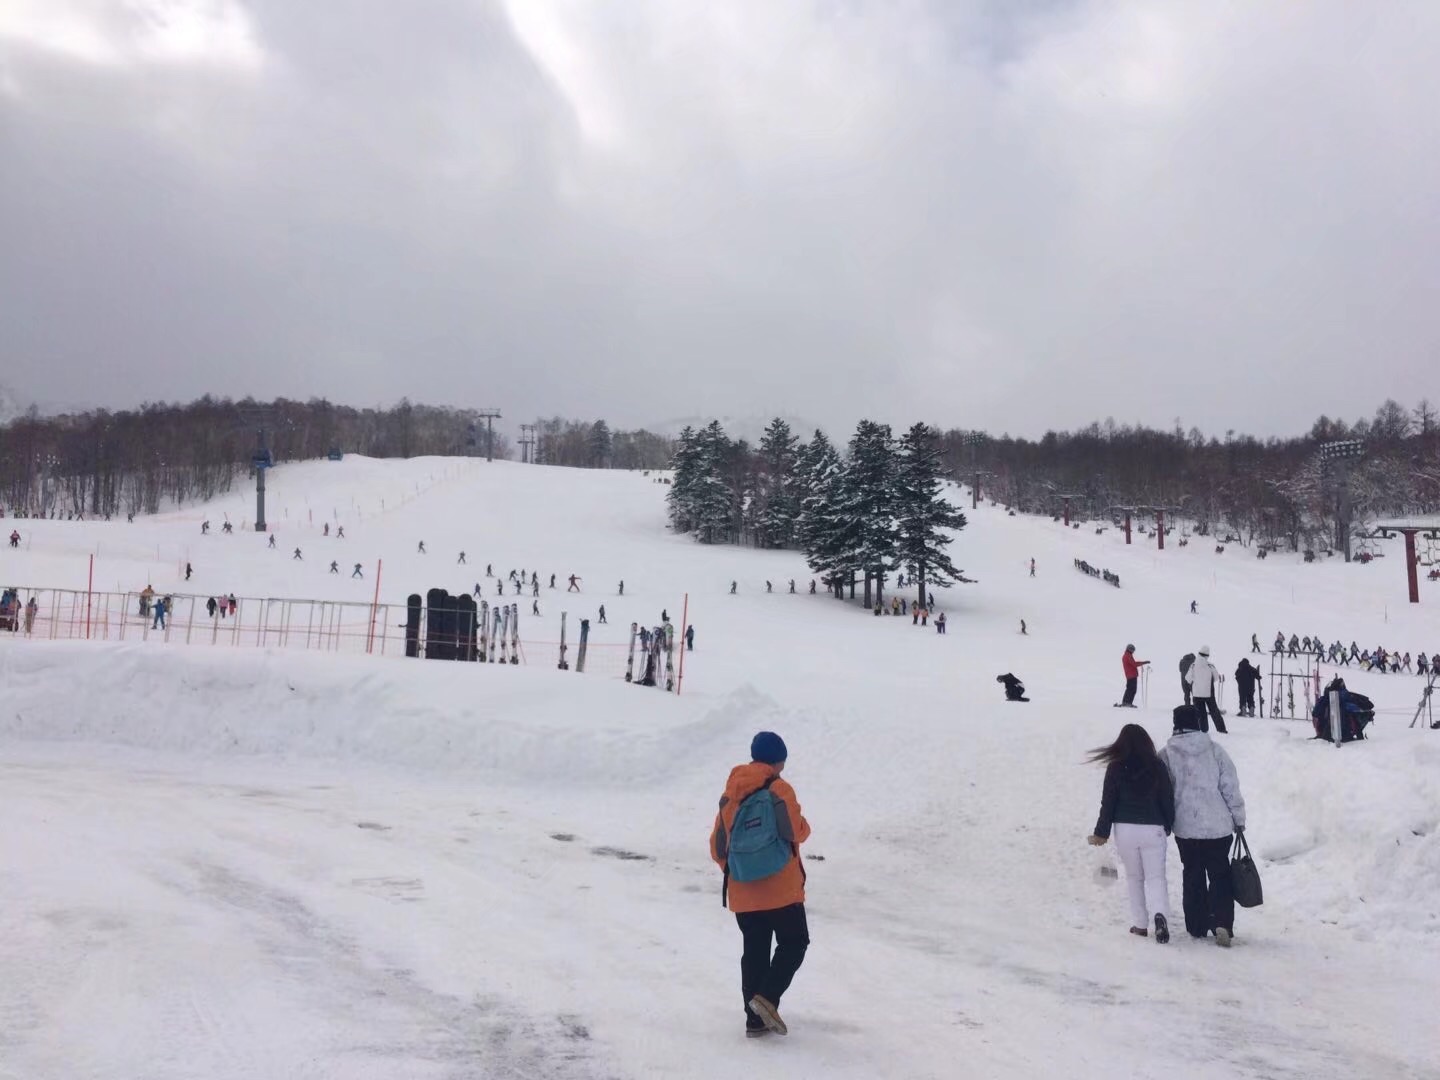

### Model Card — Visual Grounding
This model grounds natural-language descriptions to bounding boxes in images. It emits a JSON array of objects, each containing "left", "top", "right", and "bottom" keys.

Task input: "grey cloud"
[{"left": 1, "top": 0, "right": 1436, "bottom": 441}]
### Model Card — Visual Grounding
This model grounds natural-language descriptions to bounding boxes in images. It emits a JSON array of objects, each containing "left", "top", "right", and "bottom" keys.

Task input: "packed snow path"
[{"left": 1, "top": 457, "right": 1438, "bottom": 1079}]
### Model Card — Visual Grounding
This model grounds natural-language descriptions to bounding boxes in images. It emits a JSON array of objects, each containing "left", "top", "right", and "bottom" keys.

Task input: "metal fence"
[{"left": 0, "top": 586, "right": 649, "bottom": 680}]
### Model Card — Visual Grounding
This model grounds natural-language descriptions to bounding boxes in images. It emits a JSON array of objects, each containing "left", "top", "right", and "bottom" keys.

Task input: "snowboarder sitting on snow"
[
  {"left": 709, "top": 731, "right": 811, "bottom": 1040},
  {"left": 997, "top": 673, "right": 1029, "bottom": 702}
]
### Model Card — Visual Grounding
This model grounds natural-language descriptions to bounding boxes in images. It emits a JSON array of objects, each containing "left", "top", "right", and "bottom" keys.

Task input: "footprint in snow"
[{"left": 590, "top": 846, "right": 652, "bottom": 862}]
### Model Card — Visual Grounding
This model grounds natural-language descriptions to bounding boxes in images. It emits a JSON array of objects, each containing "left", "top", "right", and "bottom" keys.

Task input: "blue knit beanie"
[{"left": 750, "top": 731, "right": 788, "bottom": 765}]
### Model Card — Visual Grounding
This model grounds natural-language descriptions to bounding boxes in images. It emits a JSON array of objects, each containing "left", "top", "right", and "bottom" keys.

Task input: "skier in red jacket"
[{"left": 1120, "top": 645, "right": 1149, "bottom": 707}]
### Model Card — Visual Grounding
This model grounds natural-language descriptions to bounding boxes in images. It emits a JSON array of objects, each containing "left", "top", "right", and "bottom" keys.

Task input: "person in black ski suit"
[
  {"left": 1179, "top": 652, "right": 1195, "bottom": 706},
  {"left": 997, "top": 673, "right": 1029, "bottom": 701},
  {"left": 1234, "top": 659, "right": 1260, "bottom": 717}
]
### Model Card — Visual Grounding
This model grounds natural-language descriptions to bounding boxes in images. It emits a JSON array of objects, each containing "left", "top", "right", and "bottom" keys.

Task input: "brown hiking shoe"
[{"left": 748, "top": 995, "right": 788, "bottom": 1035}]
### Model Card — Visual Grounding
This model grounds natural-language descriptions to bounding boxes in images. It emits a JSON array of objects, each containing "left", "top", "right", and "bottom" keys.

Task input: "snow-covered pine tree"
[
  {"left": 837, "top": 420, "right": 900, "bottom": 609},
  {"left": 895, "top": 423, "right": 969, "bottom": 607},
  {"left": 690, "top": 421, "right": 734, "bottom": 544},
  {"left": 756, "top": 418, "right": 801, "bottom": 548},
  {"left": 666, "top": 426, "right": 701, "bottom": 533},
  {"left": 587, "top": 420, "right": 613, "bottom": 468},
  {"left": 797, "top": 431, "right": 849, "bottom": 595}
]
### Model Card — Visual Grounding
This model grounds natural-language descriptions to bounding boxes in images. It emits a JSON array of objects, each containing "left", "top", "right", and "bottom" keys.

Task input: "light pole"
[{"left": 1319, "top": 439, "right": 1365, "bottom": 562}]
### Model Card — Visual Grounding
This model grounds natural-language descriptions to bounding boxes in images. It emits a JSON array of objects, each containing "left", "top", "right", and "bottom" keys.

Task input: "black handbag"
[{"left": 1231, "top": 832, "right": 1263, "bottom": 908}]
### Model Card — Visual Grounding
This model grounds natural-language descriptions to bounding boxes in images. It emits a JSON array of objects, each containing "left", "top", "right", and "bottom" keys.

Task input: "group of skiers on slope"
[
  {"left": 0, "top": 588, "right": 39, "bottom": 635},
  {"left": 136, "top": 586, "right": 240, "bottom": 628},
  {"left": 1261, "top": 632, "right": 1440, "bottom": 676},
  {"left": 1087, "top": 710, "right": 1247, "bottom": 948},
  {"left": 1122, "top": 646, "right": 1267, "bottom": 725}
]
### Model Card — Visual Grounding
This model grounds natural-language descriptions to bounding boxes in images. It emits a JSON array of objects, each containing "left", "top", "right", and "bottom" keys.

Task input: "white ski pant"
[{"left": 1112, "top": 823, "right": 1170, "bottom": 926}]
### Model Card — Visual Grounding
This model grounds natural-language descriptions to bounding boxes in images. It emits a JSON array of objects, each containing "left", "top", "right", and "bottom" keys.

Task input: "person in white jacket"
[
  {"left": 1186, "top": 646, "right": 1228, "bottom": 734},
  {"left": 1159, "top": 705, "right": 1247, "bottom": 946}
]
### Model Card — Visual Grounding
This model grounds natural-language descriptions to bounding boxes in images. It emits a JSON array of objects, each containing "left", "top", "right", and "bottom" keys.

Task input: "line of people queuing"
[{"left": 1259, "top": 632, "right": 1439, "bottom": 675}]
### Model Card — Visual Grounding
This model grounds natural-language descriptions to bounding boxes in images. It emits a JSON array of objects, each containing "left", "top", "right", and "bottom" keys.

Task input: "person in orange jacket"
[
  {"left": 710, "top": 731, "right": 812, "bottom": 1038},
  {"left": 1120, "top": 644, "right": 1149, "bottom": 707}
]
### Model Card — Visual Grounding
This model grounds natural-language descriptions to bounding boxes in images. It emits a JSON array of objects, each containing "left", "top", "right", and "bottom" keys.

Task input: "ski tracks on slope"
[{"left": 157, "top": 855, "right": 615, "bottom": 1080}]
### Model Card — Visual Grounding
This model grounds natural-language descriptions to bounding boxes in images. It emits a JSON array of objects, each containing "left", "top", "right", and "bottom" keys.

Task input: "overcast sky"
[{"left": 2, "top": 1, "right": 1437, "bottom": 441}]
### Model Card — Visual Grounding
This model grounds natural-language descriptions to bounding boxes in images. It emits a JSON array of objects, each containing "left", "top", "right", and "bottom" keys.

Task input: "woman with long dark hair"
[{"left": 1087, "top": 724, "right": 1176, "bottom": 943}]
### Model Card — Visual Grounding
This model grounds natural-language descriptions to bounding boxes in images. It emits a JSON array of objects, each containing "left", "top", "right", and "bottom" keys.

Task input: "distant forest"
[
  {"left": 4, "top": 393, "right": 1436, "bottom": 556},
  {"left": 0, "top": 397, "right": 672, "bottom": 519},
  {"left": 0, "top": 397, "right": 504, "bottom": 518},
  {"left": 665, "top": 398, "right": 1440, "bottom": 560}
]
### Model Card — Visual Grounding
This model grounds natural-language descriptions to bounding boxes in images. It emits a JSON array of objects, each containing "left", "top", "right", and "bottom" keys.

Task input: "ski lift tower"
[
  {"left": 475, "top": 409, "right": 502, "bottom": 463},
  {"left": 1049, "top": 491, "right": 1086, "bottom": 528},
  {"left": 1319, "top": 438, "right": 1365, "bottom": 562},
  {"left": 1365, "top": 520, "right": 1440, "bottom": 604},
  {"left": 961, "top": 432, "right": 991, "bottom": 509},
  {"left": 1140, "top": 503, "right": 1184, "bottom": 550},
  {"left": 235, "top": 405, "right": 282, "bottom": 532},
  {"left": 1108, "top": 504, "right": 1139, "bottom": 545}
]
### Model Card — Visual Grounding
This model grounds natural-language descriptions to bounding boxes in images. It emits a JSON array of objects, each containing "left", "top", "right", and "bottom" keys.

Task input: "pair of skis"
[
  {"left": 484, "top": 603, "right": 520, "bottom": 664},
  {"left": 625, "top": 622, "right": 675, "bottom": 690}
]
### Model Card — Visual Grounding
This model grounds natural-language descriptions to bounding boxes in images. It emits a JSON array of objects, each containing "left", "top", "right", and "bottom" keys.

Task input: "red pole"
[
  {"left": 86, "top": 554, "right": 94, "bottom": 639},
  {"left": 367, "top": 558, "right": 383, "bottom": 652},
  {"left": 676, "top": 593, "right": 689, "bottom": 696},
  {"left": 1157, "top": 510, "right": 1166, "bottom": 551},
  {"left": 1405, "top": 530, "right": 1420, "bottom": 603},
  {"left": 1124, "top": 511, "right": 1132, "bottom": 545}
]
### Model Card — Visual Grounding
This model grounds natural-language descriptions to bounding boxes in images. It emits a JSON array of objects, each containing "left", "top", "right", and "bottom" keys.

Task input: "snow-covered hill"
[{"left": 0, "top": 456, "right": 1436, "bottom": 1079}]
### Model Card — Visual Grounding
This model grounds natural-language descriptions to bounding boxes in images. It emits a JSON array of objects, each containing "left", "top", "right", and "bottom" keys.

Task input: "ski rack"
[
  {"left": 1411, "top": 670, "right": 1438, "bottom": 729},
  {"left": 1267, "top": 649, "right": 1321, "bottom": 719}
]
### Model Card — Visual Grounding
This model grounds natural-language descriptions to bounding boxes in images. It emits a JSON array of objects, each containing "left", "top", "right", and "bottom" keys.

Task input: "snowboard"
[{"left": 625, "top": 623, "right": 638, "bottom": 683}]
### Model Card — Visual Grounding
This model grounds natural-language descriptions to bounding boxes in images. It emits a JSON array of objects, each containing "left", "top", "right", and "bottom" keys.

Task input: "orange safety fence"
[{"left": 0, "top": 585, "right": 678, "bottom": 686}]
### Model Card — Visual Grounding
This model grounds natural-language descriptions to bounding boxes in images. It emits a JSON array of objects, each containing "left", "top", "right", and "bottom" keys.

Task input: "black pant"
[
  {"left": 1122, "top": 677, "right": 1137, "bottom": 705},
  {"left": 1194, "top": 695, "right": 1226, "bottom": 733},
  {"left": 1175, "top": 837, "right": 1235, "bottom": 937},
  {"left": 1182, "top": 682, "right": 1192, "bottom": 706},
  {"left": 1238, "top": 685, "right": 1255, "bottom": 713},
  {"left": 736, "top": 903, "right": 809, "bottom": 1026}
]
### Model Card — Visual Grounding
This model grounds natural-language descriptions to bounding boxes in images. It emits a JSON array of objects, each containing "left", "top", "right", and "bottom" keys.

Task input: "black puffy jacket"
[{"left": 1093, "top": 760, "right": 1176, "bottom": 838}]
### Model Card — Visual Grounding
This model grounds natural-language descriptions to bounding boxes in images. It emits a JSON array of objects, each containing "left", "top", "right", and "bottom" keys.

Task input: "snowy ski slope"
[{"left": 0, "top": 456, "right": 1437, "bottom": 1080}]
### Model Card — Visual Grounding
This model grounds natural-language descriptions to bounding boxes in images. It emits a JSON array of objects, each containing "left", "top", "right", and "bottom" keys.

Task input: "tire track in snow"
[{"left": 171, "top": 857, "right": 617, "bottom": 1080}]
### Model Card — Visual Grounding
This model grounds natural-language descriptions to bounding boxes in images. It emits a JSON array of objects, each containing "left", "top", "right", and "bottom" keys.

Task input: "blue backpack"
[{"left": 727, "top": 777, "right": 793, "bottom": 885}]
